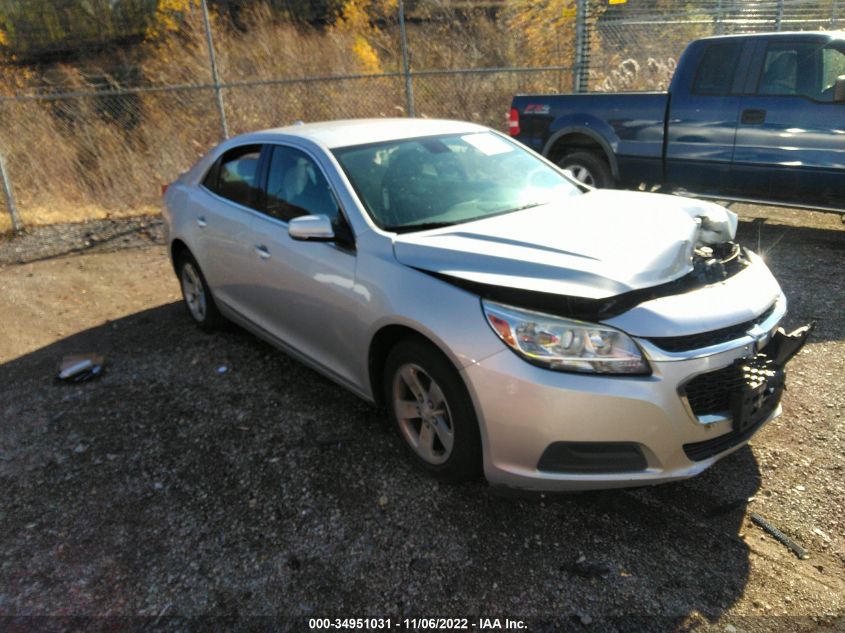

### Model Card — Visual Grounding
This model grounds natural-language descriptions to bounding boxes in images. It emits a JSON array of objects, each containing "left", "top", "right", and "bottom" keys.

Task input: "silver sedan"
[{"left": 163, "top": 118, "right": 810, "bottom": 491}]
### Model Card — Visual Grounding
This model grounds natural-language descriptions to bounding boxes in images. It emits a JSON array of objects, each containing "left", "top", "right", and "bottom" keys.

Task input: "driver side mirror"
[
  {"left": 835, "top": 75, "right": 845, "bottom": 102},
  {"left": 288, "top": 214, "right": 335, "bottom": 241}
]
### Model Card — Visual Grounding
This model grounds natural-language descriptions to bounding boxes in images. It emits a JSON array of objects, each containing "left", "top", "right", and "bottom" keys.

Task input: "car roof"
[
  {"left": 229, "top": 118, "right": 491, "bottom": 150},
  {"left": 698, "top": 30, "right": 845, "bottom": 44}
]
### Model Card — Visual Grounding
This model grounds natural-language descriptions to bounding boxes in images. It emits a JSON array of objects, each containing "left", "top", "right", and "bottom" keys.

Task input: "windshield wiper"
[
  {"left": 385, "top": 221, "right": 456, "bottom": 234},
  {"left": 385, "top": 203, "right": 548, "bottom": 233},
  {"left": 503, "top": 201, "right": 547, "bottom": 213}
]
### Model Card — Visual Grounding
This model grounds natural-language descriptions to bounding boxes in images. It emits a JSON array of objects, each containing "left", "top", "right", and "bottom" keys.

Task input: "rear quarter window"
[
  {"left": 693, "top": 42, "right": 743, "bottom": 95},
  {"left": 202, "top": 144, "right": 263, "bottom": 210}
]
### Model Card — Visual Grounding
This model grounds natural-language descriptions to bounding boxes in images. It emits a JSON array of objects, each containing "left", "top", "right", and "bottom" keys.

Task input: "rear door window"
[
  {"left": 693, "top": 42, "right": 743, "bottom": 95},
  {"left": 203, "top": 144, "right": 263, "bottom": 210}
]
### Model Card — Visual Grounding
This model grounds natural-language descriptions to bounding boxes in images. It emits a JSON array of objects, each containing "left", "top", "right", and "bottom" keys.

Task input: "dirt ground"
[{"left": 0, "top": 206, "right": 843, "bottom": 632}]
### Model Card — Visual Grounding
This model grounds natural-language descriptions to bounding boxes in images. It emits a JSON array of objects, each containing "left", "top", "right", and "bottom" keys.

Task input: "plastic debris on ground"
[
  {"left": 56, "top": 354, "right": 105, "bottom": 383},
  {"left": 750, "top": 512, "right": 809, "bottom": 560}
]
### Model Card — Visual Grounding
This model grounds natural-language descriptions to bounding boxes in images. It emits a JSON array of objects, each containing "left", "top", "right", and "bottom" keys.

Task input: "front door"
[
  {"left": 732, "top": 38, "right": 845, "bottom": 207},
  {"left": 244, "top": 143, "right": 361, "bottom": 387}
]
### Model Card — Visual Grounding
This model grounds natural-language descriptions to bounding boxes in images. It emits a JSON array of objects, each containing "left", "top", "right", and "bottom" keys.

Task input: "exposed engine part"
[{"left": 691, "top": 241, "right": 749, "bottom": 284}]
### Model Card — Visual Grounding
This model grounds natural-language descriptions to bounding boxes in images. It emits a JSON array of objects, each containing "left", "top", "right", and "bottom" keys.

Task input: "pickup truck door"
[
  {"left": 732, "top": 39, "right": 845, "bottom": 207},
  {"left": 664, "top": 39, "right": 749, "bottom": 194}
]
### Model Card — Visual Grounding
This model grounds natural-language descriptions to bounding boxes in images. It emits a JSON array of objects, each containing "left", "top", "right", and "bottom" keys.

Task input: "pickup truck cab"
[{"left": 511, "top": 31, "right": 845, "bottom": 211}]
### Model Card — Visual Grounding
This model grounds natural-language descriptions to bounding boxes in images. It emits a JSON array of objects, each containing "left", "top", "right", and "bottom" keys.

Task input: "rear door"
[
  {"left": 193, "top": 144, "right": 266, "bottom": 320},
  {"left": 665, "top": 39, "right": 748, "bottom": 194},
  {"left": 244, "top": 143, "right": 361, "bottom": 387},
  {"left": 732, "top": 38, "right": 845, "bottom": 206}
]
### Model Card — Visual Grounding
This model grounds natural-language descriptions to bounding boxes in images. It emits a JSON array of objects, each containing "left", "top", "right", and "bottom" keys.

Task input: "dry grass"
[
  {"left": 0, "top": 1, "right": 686, "bottom": 233},
  {"left": 0, "top": 204, "right": 160, "bottom": 234}
]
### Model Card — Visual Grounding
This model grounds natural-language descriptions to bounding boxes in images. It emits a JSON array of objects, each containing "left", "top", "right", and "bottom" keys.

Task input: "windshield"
[{"left": 332, "top": 132, "right": 582, "bottom": 232}]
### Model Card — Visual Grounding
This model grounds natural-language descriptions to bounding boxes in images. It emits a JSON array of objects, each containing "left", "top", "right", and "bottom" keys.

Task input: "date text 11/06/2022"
[{"left": 307, "top": 617, "right": 527, "bottom": 630}]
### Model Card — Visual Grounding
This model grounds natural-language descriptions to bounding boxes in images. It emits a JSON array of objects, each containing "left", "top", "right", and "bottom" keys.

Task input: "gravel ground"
[
  {"left": 0, "top": 216, "right": 165, "bottom": 267},
  {"left": 0, "top": 207, "right": 843, "bottom": 632}
]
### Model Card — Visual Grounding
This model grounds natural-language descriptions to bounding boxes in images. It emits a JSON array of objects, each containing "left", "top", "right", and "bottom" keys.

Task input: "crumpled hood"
[{"left": 393, "top": 190, "right": 738, "bottom": 300}]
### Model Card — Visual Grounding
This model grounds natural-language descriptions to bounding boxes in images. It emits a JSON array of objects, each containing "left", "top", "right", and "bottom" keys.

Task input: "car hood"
[{"left": 392, "top": 190, "right": 738, "bottom": 300}]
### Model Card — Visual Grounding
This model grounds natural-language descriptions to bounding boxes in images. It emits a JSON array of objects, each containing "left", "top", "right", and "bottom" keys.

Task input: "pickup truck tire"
[{"left": 558, "top": 151, "right": 613, "bottom": 188}]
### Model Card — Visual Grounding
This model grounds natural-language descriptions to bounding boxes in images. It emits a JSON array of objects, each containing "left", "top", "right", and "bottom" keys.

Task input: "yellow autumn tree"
[
  {"left": 332, "top": 0, "right": 398, "bottom": 75},
  {"left": 147, "top": 0, "right": 200, "bottom": 39},
  {"left": 503, "top": 0, "right": 579, "bottom": 68}
]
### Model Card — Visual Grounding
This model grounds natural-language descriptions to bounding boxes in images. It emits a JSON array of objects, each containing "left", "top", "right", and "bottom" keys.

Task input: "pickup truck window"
[
  {"left": 822, "top": 46, "right": 845, "bottom": 98},
  {"left": 693, "top": 42, "right": 743, "bottom": 95},
  {"left": 758, "top": 41, "right": 845, "bottom": 101}
]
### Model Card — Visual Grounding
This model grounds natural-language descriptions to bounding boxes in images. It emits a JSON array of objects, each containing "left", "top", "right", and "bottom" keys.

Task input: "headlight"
[{"left": 482, "top": 300, "right": 650, "bottom": 375}]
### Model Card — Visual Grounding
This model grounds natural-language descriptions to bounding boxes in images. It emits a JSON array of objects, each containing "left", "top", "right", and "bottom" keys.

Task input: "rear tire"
[
  {"left": 384, "top": 339, "right": 482, "bottom": 483},
  {"left": 558, "top": 151, "right": 614, "bottom": 188},
  {"left": 176, "top": 252, "right": 222, "bottom": 331}
]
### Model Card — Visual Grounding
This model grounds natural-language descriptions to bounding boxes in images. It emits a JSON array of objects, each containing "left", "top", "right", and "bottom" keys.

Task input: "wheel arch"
[
  {"left": 368, "top": 323, "right": 463, "bottom": 407},
  {"left": 543, "top": 126, "right": 619, "bottom": 179},
  {"left": 170, "top": 238, "right": 191, "bottom": 273}
]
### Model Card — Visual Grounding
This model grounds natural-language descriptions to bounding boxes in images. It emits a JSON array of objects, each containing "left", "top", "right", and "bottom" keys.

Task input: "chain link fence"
[
  {"left": 0, "top": 0, "right": 843, "bottom": 232},
  {"left": 592, "top": 0, "right": 844, "bottom": 91}
]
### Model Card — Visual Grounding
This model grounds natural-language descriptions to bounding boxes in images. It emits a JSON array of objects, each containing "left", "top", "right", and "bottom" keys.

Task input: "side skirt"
[{"left": 217, "top": 300, "right": 374, "bottom": 404}]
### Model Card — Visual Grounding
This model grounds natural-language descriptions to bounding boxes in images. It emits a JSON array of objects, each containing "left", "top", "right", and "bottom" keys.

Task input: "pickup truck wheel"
[
  {"left": 559, "top": 151, "right": 613, "bottom": 188},
  {"left": 384, "top": 339, "right": 482, "bottom": 483}
]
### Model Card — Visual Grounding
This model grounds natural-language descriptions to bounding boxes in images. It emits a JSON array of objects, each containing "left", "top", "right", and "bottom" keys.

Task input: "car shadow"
[{"left": 0, "top": 301, "right": 766, "bottom": 626}]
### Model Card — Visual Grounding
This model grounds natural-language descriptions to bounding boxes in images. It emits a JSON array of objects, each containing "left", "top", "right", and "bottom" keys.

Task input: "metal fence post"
[
  {"left": 715, "top": 0, "right": 724, "bottom": 35},
  {"left": 200, "top": 0, "right": 229, "bottom": 139},
  {"left": 0, "top": 150, "right": 22, "bottom": 232},
  {"left": 573, "top": 0, "right": 588, "bottom": 93},
  {"left": 831, "top": 0, "right": 839, "bottom": 28},
  {"left": 775, "top": 0, "right": 784, "bottom": 31},
  {"left": 398, "top": 0, "right": 415, "bottom": 117}
]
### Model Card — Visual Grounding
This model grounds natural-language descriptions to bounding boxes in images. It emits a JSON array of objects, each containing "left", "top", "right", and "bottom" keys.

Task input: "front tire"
[
  {"left": 384, "top": 339, "right": 482, "bottom": 483},
  {"left": 176, "top": 253, "right": 222, "bottom": 331},
  {"left": 558, "top": 150, "right": 614, "bottom": 188}
]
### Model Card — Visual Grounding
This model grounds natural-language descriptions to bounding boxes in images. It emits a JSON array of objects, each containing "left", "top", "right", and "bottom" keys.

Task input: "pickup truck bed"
[{"left": 514, "top": 92, "right": 669, "bottom": 187}]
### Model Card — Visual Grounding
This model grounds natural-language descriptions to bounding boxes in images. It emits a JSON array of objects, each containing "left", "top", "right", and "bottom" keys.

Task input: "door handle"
[
  {"left": 741, "top": 108, "right": 766, "bottom": 125},
  {"left": 196, "top": 216, "right": 207, "bottom": 228},
  {"left": 255, "top": 245, "right": 271, "bottom": 260}
]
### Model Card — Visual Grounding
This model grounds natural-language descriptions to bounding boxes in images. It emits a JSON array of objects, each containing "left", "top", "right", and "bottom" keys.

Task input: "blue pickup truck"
[{"left": 510, "top": 31, "right": 845, "bottom": 212}]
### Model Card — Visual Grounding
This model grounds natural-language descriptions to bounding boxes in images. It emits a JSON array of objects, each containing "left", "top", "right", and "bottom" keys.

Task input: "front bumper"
[{"left": 462, "top": 300, "right": 811, "bottom": 492}]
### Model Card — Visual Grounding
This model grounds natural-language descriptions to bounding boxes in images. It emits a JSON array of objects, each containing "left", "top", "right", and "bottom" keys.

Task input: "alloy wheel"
[
  {"left": 567, "top": 164, "right": 596, "bottom": 186},
  {"left": 180, "top": 262, "right": 207, "bottom": 322},
  {"left": 392, "top": 363, "right": 455, "bottom": 465}
]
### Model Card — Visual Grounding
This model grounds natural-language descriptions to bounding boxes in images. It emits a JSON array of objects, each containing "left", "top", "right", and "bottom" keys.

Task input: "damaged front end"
[
  {"left": 427, "top": 239, "right": 754, "bottom": 323},
  {"left": 729, "top": 323, "right": 813, "bottom": 434},
  {"left": 682, "top": 324, "right": 813, "bottom": 461}
]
